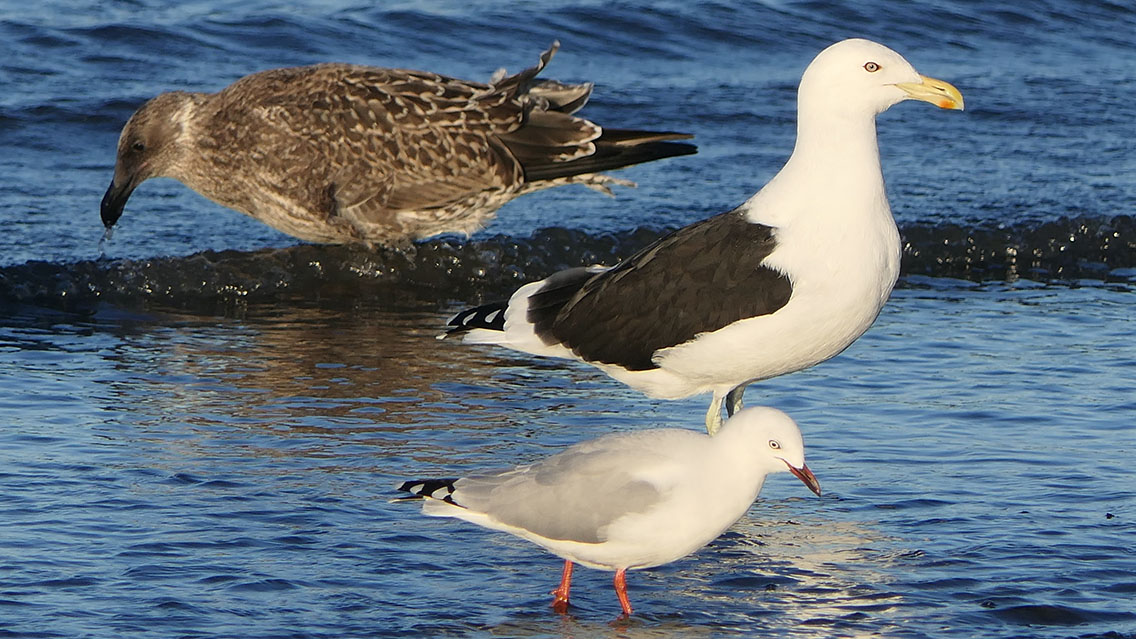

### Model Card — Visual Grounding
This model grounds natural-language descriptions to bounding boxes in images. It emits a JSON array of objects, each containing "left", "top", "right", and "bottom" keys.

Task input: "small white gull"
[
  {"left": 396, "top": 406, "right": 821, "bottom": 617},
  {"left": 100, "top": 42, "right": 695, "bottom": 247},
  {"left": 445, "top": 39, "right": 964, "bottom": 434}
]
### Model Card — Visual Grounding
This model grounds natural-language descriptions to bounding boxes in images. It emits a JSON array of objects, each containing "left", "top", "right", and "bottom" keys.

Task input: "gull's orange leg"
[
  {"left": 613, "top": 568, "right": 632, "bottom": 617},
  {"left": 550, "top": 560, "right": 573, "bottom": 613}
]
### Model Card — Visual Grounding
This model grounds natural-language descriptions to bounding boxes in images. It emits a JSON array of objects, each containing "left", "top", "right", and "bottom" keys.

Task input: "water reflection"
[
  {"left": 91, "top": 303, "right": 647, "bottom": 476},
  {"left": 98, "top": 305, "right": 456, "bottom": 414}
]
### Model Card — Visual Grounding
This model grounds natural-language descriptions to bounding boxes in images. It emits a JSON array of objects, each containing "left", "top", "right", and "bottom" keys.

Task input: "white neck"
[
  {"left": 744, "top": 105, "right": 888, "bottom": 231},
  {"left": 795, "top": 100, "right": 880, "bottom": 166},
  {"left": 740, "top": 92, "right": 900, "bottom": 314}
]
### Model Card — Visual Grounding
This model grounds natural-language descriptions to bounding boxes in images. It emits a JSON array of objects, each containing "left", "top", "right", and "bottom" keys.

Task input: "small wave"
[
  {"left": 988, "top": 602, "right": 1136, "bottom": 626},
  {"left": 0, "top": 216, "right": 1132, "bottom": 315},
  {"left": 902, "top": 215, "right": 1135, "bottom": 282}
]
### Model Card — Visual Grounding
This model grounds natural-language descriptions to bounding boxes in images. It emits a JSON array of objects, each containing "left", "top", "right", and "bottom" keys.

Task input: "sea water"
[{"left": 0, "top": 1, "right": 1133, "bottom": 637}]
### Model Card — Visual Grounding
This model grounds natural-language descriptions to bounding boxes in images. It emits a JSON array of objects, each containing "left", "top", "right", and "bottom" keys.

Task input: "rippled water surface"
[
  {"left": 1, "top": 0, "right": 1134, "bottom": 637},
  {"left": 3, "top": 285, "right": 1134, "bottom": 637}
]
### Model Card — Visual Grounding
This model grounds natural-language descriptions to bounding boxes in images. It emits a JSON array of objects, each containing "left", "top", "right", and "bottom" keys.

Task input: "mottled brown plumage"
[{"left": 100, "top": 43, "right": 696, "bottom": 247}]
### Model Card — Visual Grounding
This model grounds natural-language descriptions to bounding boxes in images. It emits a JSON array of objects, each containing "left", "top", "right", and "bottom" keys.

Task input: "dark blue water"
[{"left": 1, "top": 1, "right": 1134, "bottom": 637}]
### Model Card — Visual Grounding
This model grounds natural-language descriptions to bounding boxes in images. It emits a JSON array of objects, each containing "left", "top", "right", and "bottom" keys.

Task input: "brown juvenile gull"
[{"left": 100, "top": 43, "right": 696, "bottom": 247}]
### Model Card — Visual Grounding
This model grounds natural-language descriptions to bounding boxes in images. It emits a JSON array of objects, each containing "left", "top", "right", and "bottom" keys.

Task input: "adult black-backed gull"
[
  {"left": 397, "top": 406, "right": 820, "bottom": 617},
  {"left": 445, "top": 39, "right": 964, "bottom": 434},
  {"left": 100, "top": 43, "right": 696, "bottom": 247}
]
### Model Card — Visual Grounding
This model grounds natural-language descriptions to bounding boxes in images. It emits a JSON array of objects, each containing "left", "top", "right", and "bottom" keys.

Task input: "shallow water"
[
  {"left": 1, "top": 0, "right": 1134, "bottom": 637},
  {"left": 3, "top": 283, "right": 1134, "bottom": 637}
]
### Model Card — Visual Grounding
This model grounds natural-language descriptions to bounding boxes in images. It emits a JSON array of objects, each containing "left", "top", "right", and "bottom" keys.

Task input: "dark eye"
[
  {"left": 131, "top": 141, "right": 145, "bottom": 152},
  {"left": 864, "top": 61, "right": 881, "bottom": 73},
  {"left": 769, "top": 440, "right": 781, "bottom": 450}
]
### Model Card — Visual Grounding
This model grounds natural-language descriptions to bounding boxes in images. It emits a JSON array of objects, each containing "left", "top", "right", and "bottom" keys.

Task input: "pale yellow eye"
[
  {"left": 769, "top": 440, "right": 781, "bottom": 450},
  {"left": 864, "top": 61, "right": 881, "bottom": 73}
]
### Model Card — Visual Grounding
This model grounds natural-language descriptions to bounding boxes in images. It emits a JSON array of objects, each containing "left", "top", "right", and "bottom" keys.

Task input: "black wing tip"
[
  {"left": 397, "top": 478, "right": 462, "bottom": 506},
  {"left": 398, "top": 478, "right": 458, "bottom": 493},
  {"left": 645, "top": 140, "right": 698, "bottom": 159},
  {"left": 523, "top": 138, "right": 697, "bottom": 183},
  {"left": 594, "top": 129, "right": 698, "bottom": 160},
  {"left": 444, "top": 302, "right": 508, "bottom": 336},
  {"left": 397, "top": 479, "right": 424, "bottom": 493}
]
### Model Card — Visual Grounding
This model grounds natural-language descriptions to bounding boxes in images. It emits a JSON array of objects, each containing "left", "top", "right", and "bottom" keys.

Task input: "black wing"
[{"left": 530, "top": 208, "right": 792, "bottom": 370}]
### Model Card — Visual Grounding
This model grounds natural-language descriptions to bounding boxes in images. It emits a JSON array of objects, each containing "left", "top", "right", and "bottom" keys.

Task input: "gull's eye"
[
  {"left": 769, "top": 440, "right": 781, "bottom": 450},
  {"left": 864, "top": 61, "right": 881, "bottom": 73},
  {"left": 131, "top": 141, "right": 146, "bottom": 153}
]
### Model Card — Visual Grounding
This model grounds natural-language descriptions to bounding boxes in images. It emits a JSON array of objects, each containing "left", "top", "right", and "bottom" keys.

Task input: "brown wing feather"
[{"left": 213, "top": 63, "right": 527, "bottom": 219}]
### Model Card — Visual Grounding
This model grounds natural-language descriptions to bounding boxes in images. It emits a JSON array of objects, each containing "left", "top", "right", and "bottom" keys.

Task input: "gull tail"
[
  {"left": 488, "top": 42, "right": 696, "bottom": 186},
  {"left": 439, "top": 266, "right": 606, "bottom": 357},
  {"left": 514, "top": 128, "right": 696, "bottom": 183},
  {"left": 524, "top": 129, "right": 696, "bottom": 183}
]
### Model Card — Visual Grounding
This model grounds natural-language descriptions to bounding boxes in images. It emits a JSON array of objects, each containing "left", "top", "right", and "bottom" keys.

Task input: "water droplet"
[{"left": 98, "top": 226, "right": 114, "bottom": 257}]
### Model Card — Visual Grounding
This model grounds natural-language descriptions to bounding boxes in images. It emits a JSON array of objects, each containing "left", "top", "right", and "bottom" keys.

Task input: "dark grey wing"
[{"left": 531, "top": 208, "right": 792, "bottom": 370}]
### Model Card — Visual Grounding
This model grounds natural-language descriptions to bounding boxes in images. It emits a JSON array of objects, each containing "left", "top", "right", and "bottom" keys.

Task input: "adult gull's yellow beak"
[{"left": 895, "top": 74, "right": 965, "bottom": 110}]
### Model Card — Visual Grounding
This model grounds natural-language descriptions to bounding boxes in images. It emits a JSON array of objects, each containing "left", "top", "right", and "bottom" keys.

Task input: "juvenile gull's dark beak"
[
  {"left": 100, "top": 179, "right": 130, "bottom": 228},
  {"left": 787, "top": 462, "right": 822, "bottom": 496}
]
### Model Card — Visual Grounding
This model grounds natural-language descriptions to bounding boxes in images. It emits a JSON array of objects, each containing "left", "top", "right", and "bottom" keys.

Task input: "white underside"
[{"left": 422, "top": 495, "right": 754, "bottom": 571}]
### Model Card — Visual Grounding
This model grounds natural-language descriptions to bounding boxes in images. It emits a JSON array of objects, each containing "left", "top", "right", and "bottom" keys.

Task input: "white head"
[
  {"left": 798, "top": 38, "right": 964, "bottom": 121},
  {"left": 725, "top": 406, "right": 821, "bottom": 496}
]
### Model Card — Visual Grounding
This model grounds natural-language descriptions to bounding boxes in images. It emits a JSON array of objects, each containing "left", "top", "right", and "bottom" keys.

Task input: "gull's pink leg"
[
  {"left": 550, "top": 560, "right": 573, "bottom": 613},
  {"left": 613, "top": 568, "right": 633, "bottom": 617}
]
